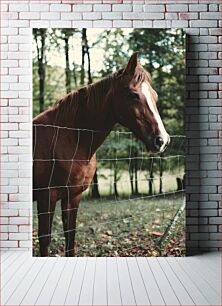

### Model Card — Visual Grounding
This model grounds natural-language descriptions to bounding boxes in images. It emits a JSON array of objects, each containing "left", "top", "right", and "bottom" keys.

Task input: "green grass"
[{"left": 33, "top": 193, "right": 185, "bottom": 257}]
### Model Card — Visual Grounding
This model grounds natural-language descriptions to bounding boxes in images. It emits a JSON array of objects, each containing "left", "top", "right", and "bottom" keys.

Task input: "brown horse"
[{"left": 33, "top": 52, "right": 170, "bottom": 256}]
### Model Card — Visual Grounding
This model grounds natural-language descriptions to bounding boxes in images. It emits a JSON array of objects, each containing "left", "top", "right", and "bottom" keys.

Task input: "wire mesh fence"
[{"left": 33, "top": 125, "right": 185, "bottom": 257}]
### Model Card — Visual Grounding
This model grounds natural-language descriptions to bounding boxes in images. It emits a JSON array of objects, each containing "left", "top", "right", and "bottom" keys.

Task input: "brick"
[
  {"left": 200, "top": 12, "right": 221, "bottom": 19},
  {"left": 209, "top": 217, "right": 222, "bottom": 225},
  {"left": 199, "top": 36, "right": 217, "bottom": 44},
  {"left": 50, "top": 21, "right": 72, "bottom": 28},
  {"left": 19, "top": 210, "right": 30, "bottom": 217},
  {"left": 210, "top": 233, "right": 221, "bottom": 241},
  {"left": 143, "top": 5, "right": 165, "bottom": 12},
  {"left": 123, "top": 12, "right": 164, "bottom": 19},
  {"left": 210, "top": 28, "right": 221, "bottom": 35},
  {"left": 30, "top": 4, "right": 49, "bottom": 11},
  {"left": 94, "top": 4, "right": 111, "bottom": 11},
  {"left": 9, "top": 20, "right": 29, "bottom": 28},
  {"left": 102, "top": 12, "right": 122, "bottom": 19},
  {"left": 19, "top": 226, "right": 30, "bottom": 233},
  {"left": 50, "top": 4, "right": 71, "bottom": 11},
  {"left": 209, "top": 4, "right": 219, "bottom": 11},
  {"left": 9, "top": 233, "right": 29, "bottom": 240},
  {"left": 2, "top": 123, "right": 18, "bottom": 131},
  {"left": 9, "top": 68, "right": 31, "bottom": 75},
  {"left": 30, "top": 21, "right": 50, "bottom": 28},
  {"left": 112, "top": 4, "right": 132, "bottom": 11},
  {"left": 190, "top": 20, "right": 217, "bottom": 28},
  {"left": 9, "top": 115, "right": 29, "bottom": 123},
  {"left": 41, "top": 12, "right": 60, "bottom": 20},
  {"left": 1, "top": 225, "right": 18, "bottom": 233},
  {"left": 209, "top": 60, "right": 221, "bottom": 67},
  {"left": 1, "top": 4, "right": 8, "bottom": 11},
  {"left": 190, "top": 233, "right": 209, "bottom": 241},
  {"left": 9, "top": 4, "right": 28, "bottom": 11},
  {"left": 153, "top": 20, "right": 171, "bottom": 28},
  {"left": 113, "top": 20, "right": 132, "bottom": 27},
  {"left": 2, "top": 27, "right": 18, "bottom": 36},
  {"left": 166, "top": 4, "right": 188, "bottom": 12},
  {"left": 93, "top": 20, "right": 112, "bottom": 27},
  {"left": 83, "top": 12, "right": 102, "bottom": 19},
  {"left": 61, "top": 12, "right": 82, "bottom": 20},
  {"left": 199, "top": 29, "right": 209, "bottom": 36},
  {"left": 1, "top": 209, "right": 18, "bottom": 216},
  {"left": 133, "top": 5, "right": 143, "bottom": 12},
  {"left": 165, "top": 13, "right": 178, "bottom": 20},
  {"left": 72, "top": 20, "right": 93, "bottom": 28},
  {"left": 199, "top": 52, "right": 217, "bottom": 60},
  {"left": 73, "top": 4, "right": 92, "bottom": 12},
  {"left": 19, "top": 241, "right": 31, "bottom": 248},
  {"left": 19, "top": 12, "right": 40, "bottom": 19},
  {"left": 179, "top": 12, "right": 198, "bottom": 20},
  {"left": 1, "top": 241, "right": 18, "bottom": 247},
  {"left": 189, "top": 4, "right": 207, "bottom": 11},
  {"left": 209, "top": 76, "right": 221, "bottom": 83}
]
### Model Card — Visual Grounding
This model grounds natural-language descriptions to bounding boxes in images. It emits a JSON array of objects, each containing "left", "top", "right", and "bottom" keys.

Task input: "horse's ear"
[{"left": 124, "top": 52, "right": 139, "bottom": 76}]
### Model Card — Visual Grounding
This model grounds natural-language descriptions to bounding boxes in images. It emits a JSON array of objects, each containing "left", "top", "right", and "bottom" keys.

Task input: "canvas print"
[{"left": 32, "top": 29, "right": 185, "bottom": 257}]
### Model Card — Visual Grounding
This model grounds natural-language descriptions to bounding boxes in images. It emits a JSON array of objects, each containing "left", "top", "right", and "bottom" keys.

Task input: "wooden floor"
[{"left": 1, "top": 251, "right": 220, "bottom": 306}]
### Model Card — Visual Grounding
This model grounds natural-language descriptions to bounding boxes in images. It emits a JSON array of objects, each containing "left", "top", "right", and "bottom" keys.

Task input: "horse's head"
[{"left": 114, "top": 52, "right": 170, "bottom": 153}]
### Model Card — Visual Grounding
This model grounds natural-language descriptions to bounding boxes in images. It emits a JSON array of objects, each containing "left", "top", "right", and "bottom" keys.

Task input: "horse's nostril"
[{"left": 155, "top": 136, "right": 164, "bottom": 149}]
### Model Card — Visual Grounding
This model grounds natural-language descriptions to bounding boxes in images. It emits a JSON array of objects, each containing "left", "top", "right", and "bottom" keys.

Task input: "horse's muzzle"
[{"left": 149, "top": 135, "right": 170, "bottom": 153}]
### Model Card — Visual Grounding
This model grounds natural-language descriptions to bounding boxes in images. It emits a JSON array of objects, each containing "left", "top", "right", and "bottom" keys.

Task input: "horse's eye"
[{"left": 129, "top": 92, "right": 139, "bottom": 101}]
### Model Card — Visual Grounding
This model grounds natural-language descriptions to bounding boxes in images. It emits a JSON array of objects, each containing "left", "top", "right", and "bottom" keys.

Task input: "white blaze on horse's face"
[{"left": 141, "top": 82, "right": 170, "bottom": 152}]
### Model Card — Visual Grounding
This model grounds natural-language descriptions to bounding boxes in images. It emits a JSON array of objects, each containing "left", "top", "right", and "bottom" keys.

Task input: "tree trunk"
[
  {"left": 85, "top": 31, "right": 92, "bottom": 84},
  {"left": 64, "top": 35, "right": 71, "bottom": 93},
  {"left": 134, "top": 151, "right": 139, "bottom": 195},
  {"left": 114, "top": 164, "right": 119, "bottom": 198},
  {"left": 129, "top": 167, "right": 134, "bottom": 196},
  {"left": 159, "top": 153, "right": 163, "bottom": 194},
  {"left": 148, "top": 158, "right": 154, "bottom": 195},
  {"left": 80, "top": 29, "right": 86, "bottom": 85},
  {"left": 34, "top": 29, "right": 46, "bottom": 114},
  {"left": 72, "top": 61, "right": 77, "bottom": 87},
  {"left": 91, "top": 169, "right": 100, "bottom": 199}
]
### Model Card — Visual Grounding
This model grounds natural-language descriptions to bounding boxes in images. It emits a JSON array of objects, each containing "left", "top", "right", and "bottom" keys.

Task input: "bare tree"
[{"left": 33, "top": 29, "right": 47, "bottom": 113}]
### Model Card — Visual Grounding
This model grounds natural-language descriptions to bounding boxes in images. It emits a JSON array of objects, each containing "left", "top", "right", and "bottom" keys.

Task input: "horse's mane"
[{"left": 52, "top": 64, "right": 151, "bottom": 126}]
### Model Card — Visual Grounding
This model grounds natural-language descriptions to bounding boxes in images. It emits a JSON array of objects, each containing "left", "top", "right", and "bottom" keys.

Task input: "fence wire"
[{"left": 33, "top": 124, "right": 186, "bottom": 257}]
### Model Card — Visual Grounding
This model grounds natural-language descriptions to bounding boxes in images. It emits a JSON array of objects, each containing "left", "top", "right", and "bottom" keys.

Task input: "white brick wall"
[{"left": 1, "top": 0, "right": 221, "bottom": 255}]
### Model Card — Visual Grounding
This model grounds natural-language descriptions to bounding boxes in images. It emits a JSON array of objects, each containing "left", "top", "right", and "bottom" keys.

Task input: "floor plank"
[
  {"left": 195, "top": 253, "right": 220, "bottom": 277},
  {"left": 137, "top": 257, "right": 165, "bottom": 305},
  {"left": 21, "top": 258, "right": 56, "bottom": 305},
  {"left": 176, "top": 257, "right": 221, "bottom": 305},
  {"left": 106, "top": 258, "right": 121, "bottom": 306},
  {"left": 167, "top": 257, "right": 210, "bottom": 305},
  {"left": 1, "top": 253, "right": 28, "bottom": 290},
  {"left": 1, "top": 252, "right": 221, "bottom": 306},
  {"left": 35, "top": 258, "right": 66, "bottom": 305},
  {"left": 0, "top": 251, "right": 14, "bottom": 263},
  {"left": 78, "top": 257, "right": 96, "bottom": 306},
  {"left": 183, "top": 255, "right": 220, "bottom": 295},
  {"left": 2, "top": 251, "right": 21, "bottom": 272},
  {"left": 147, "top": 258, "right": 180, "bottom": 305},
  {"left": 93, "top": 257, "right": 107, "bottom": 305},
  {"left": 50, "top": 258, "right": 76, "bottom": 305},
  {"left": 157, "top": 258, "right": 195, "bottom": 305},
  {"left": 64, "top": 257, "right": 87, "bottom": 305},
  {"left": 1, "top": 257, "right": 36, "bottom": 305},
  {"left": 5, "top": 258, "right": 46, "bottom": 305},
  {"left": 127, "top": 257, "right": 150, "bottom": 305},
  {"left": 116, "top": 257, "right": 136, "bottom": 305}
]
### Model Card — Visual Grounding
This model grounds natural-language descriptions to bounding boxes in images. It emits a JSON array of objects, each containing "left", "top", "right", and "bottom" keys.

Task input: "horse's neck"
[{"left": 73, "top": 80, "right": 117, "bottom": 158}]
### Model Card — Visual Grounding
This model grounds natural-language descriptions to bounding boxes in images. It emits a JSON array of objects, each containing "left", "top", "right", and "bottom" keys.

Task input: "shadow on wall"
[{"left": 185, "top": 34, "right": 202, "bottom": 256}]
